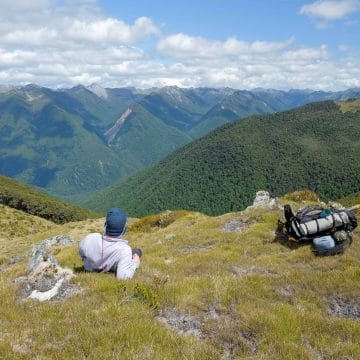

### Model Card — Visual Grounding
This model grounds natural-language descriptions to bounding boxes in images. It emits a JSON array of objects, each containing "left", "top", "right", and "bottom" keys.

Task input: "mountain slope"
[
  {"left": 137, "top": 86, "right": 228, "bottom": 132},
  {"left": 189, "top": 88, "right": 360, "bottom": 138},
  {"left": 105, "top": 103, "right": 193, "bottom": 169},
  {"left": 1, "top": 85, "right": 360, "bottom": 202},
  {"left": 189, "top": 90, "right": 278, "bottom": 138},
  {"left": 0, "top": 175, "right": 98, "bottom": 223},
  {"left": 0, "top": 86, "right": 136, "bottom": 198},
  {"left": 86, "top": 100, "right": 360, "bottom": 216},
  {"left": 1, "top": 192, "right": 359, "bottom": 358}
]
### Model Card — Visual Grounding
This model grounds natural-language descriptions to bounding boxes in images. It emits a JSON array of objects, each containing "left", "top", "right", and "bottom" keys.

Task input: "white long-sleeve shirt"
[{"left": 78, "top": 233, "right": 139, "bottom": 280}]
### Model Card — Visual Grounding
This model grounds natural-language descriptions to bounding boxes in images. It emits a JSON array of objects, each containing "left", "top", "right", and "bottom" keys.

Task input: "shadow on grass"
[
  {"left": 73, "top": 265, "right": 86, "bottom": 273},
  {"left": 273, "top": 220, "right": 352, "bottom": 256},
  {"left": 272, "top": 220, "right": 310, "bottom": 250}
]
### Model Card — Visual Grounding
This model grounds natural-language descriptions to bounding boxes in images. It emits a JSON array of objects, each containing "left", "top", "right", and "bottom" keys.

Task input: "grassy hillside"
[
  {"left": 338, "top": 98, "right": 360, "bottom": 113},
  {"left": 337, "top": 192, "right": 360, "bottom": 208},
  {"left": 0, "top": 175, "right": 99, "bottom": 223},
  {"left": 1, "top": 193, "right": 359, "bottom": 358},
  {"left": 86, "top": 100, "right": 360, "bottom": 217}
]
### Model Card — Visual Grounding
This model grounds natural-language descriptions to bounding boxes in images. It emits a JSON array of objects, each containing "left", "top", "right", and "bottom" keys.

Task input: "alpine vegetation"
[
  {"left": 0, "top": 189, "right": 359, "bottom": 359},
  {"left": 86, "top": 100, "right": 360, "bottom": 217}
]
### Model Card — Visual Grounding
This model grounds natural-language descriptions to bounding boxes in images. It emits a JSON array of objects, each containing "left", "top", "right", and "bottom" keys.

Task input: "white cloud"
[
  {"left": 300, "top": 0, "right": 360, "bottom": 20},
  {"left": 283, "top": 44, "right": 329, "bottom": 60},
  {"left": 157, "top": 33, "right": 293, "bottom": 59},
  {"left": 63, "top": 17, "right": 160, "bottom": 45},
  {"left": 0, "top": 0, "right": 50, "bottom": 10},
  {"left": 338, "top": 44, "right": 349, "bottom": 51},
  {"left": 0, "top": 1, "right": 358, "bottom": 90}
]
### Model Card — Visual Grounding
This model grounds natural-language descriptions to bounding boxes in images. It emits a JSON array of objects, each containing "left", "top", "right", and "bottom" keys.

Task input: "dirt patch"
[
  {"left": 178, "top": 243, "right": 214, "bottom": 254},
  {"left": 219, "top": 330, "right": 258, "bottom": 359},
  {"left": 239, "top": 330, "right": 258, "bottom": 355},
  {"left": 157, "top": 306, "right": 258, "bottom": 358},
  {"left": 231, "top": 265, "right": 279, "bottom": 277},
  {"left": 277, "top": 285, "right": 295, "bottom": 297},
  {"left": 223, "top": 220, "right": 251, "bottom": 233},
  {"left": 156, "top": 308, "right": 203, "bottom": 337},
  {"left": 328, "top": 295, "right": 360, "bottom": 321}
]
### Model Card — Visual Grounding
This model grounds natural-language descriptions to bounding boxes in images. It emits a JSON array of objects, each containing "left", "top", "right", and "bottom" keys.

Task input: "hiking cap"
[{"left": 105, "top": 208, "right": 126, "bottom": 237}]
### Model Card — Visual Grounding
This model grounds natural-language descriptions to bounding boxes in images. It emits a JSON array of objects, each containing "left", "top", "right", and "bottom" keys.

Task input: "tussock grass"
[
  {"left": 282, "top": 189, "right": 320, "bottom": 203},
  {"left": 337, "top": 98, "right": 360, "bottom": 113},
  {"left": 1, "top": 197, "right": 360, "bottom": 359}
]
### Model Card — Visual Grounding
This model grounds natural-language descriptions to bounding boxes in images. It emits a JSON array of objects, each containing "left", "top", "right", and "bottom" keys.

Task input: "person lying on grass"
[{"left": 79, "top": 208, "right": 142, "bottom": 279}]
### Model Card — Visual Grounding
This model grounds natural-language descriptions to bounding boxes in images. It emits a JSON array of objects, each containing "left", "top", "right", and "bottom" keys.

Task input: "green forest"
[{"left": 86, "top": 100, "right": 360, "bottom": 217}]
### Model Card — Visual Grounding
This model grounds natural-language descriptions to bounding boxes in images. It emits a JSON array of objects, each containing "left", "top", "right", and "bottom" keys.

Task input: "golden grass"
[
  {"left": 337, "top": 98, "right": 360, "bottom": 113},
  {"left": 0, "top": 200, "right": 359, "bottom": 359}
]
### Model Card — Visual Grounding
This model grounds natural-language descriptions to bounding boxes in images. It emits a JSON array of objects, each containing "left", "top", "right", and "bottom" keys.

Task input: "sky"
[{"left": 0, "top": 0, "right": 359, "bottom": 90}]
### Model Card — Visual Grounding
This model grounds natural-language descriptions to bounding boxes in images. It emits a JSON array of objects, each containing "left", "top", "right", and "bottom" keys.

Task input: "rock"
[
  {"left": 16, "top": 234, "right": 81, "bottom": 302},
  {"left": 247, "top": 191, "right": 280, "bottom": 211},
  {"left": 327, "top": 201, "right": 345, "bottom": 210},
  {"left": 18, "top": 261, "right": 81, "bottom": 302},
  {"left": 28, "top": 234, "right": 75, "bottom": 270},
  {"left": 28, "top": 248, "right": 59, "bottom": 271},
  {"left": 35, "top": 234, "right": 75, "bottom": 248},
  {"left": 164, "top": 233, "right": 176, "bottom": 241},
  {"left": 223, "top": 220, "right": 250, "bottom": 233}
]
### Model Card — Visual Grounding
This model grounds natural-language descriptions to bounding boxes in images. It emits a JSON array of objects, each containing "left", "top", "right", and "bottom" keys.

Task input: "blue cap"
[{"left": 105, "top": 208, "right": 126, "bottom": 237}]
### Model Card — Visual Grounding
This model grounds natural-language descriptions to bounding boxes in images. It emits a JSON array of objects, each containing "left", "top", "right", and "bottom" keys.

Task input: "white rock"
[
  {"left": 29, "top": 278, "right": 65, "bottom": 302},
  {"left": 247, "top": 191, "right": 280, "bottom": 210}
]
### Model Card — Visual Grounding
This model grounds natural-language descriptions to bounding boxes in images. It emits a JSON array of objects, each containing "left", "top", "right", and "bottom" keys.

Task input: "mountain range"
[
  {"left": 86, "top": 99, "right": 360, "bottom": 216},
  {"left": 1, "top": 84, "right": 359, "bottom": 201}
]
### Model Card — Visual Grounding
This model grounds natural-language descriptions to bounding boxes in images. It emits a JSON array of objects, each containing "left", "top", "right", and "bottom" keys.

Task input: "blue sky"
[
  {"left": 0, "top": 0, "right": 359, "bottom": 90},
  {"left": 101, "top": 0, "right": 358, "bottom": 47}
]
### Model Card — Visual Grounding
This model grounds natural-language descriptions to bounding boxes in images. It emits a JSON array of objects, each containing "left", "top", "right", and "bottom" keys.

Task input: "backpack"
[
  {"left": 284, "top": 204, "right": 357, "bottom": 240},
  {"left": 311, "top": 231, "right": 353, "bottom": 256}
]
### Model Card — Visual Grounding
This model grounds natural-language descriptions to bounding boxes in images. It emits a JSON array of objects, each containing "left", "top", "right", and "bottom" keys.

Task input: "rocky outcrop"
[
  {"left": 16, "top": 235, "right": 80, "bottom": 302},
  {"left": 28, "top": 234, "right": 75, "bottom": 270},
  {"left": 247, "top": 191, "right": 280, "bottom": 211}
]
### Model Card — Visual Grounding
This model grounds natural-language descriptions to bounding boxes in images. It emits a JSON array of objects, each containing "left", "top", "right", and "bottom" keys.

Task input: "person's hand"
[
  {"left": 132, "top": 248, "right": 142, "bottom": 258},
  {"left": 132, "top": 254, "right": 140, "bottom": 262}
]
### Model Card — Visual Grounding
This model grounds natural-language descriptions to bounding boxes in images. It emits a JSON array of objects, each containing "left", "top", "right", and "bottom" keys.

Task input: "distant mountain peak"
[
  {"left": 0, "top": 84, "right": 16, "bottom": 93},
  {"left": 87, "top": 83, "right": 108, "bottom": 99},
  {"left": 159, "top": 86, "right": 188, "bottom": 103}
]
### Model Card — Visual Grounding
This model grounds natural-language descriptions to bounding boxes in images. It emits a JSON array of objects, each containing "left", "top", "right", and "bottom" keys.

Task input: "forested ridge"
[
  {"left": 1, "top": 85, "right": 359, "bottom": 201},
  {"left": 0, "top": 175, "right": 99, "bottom": 223},
  {"left": 86, "top": 100, "right": 360, "bottom": 216}
]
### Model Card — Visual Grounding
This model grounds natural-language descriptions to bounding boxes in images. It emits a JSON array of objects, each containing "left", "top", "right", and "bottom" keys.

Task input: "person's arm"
[{"left": 116, "top": 246, "right": 140, "bottom": 280}]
